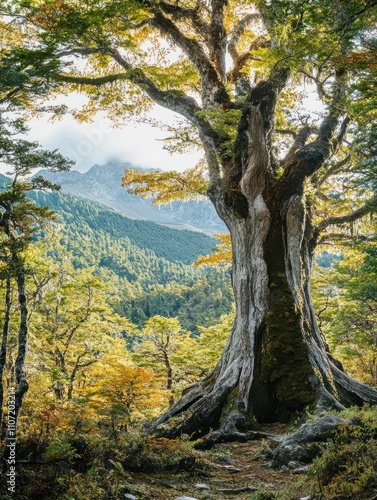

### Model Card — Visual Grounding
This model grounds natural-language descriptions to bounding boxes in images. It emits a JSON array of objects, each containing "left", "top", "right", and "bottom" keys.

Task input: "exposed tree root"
[
  {"left": 331, "top": 361, "right": 377, "bottom": 405},
  {"left": 195, "top": 412, "right": 277, "bottom": 450}
]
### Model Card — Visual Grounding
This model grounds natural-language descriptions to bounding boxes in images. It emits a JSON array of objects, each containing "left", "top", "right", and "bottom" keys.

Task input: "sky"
[
  {"left": 25, "top": 99, "right": 202, "bottom": 174},
  {"left": 4, "top": 84, "right": 321, "bottom": 176}
]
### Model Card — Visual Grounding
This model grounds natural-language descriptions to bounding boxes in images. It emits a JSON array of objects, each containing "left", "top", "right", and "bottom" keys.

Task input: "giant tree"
[{"left": 6, "top": 0, "right": 377, "bottom": 435}]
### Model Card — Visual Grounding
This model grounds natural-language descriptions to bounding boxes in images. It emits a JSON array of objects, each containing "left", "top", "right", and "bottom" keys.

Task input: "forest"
[{"left": 1, "top": 0, "right": 377, "bottom": 499}]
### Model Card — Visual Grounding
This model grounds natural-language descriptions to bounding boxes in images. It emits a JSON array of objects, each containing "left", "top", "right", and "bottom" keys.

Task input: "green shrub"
[
  {"left": 307, "top": 406, "right": 377, "bottom": 499},
  {"left": 0, "top": 431, "right": 212, "bottom": 499},
  {"left": 120, "top": 434, "right": 211, "bottom": 474},
  {"left": 43, "top": 439, "right": 78, "bottom": 462}
]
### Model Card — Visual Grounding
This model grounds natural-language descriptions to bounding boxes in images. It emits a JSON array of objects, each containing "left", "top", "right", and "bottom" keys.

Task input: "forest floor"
[{"left": 125, "top": 424, "right": 312, "bottom": 500}]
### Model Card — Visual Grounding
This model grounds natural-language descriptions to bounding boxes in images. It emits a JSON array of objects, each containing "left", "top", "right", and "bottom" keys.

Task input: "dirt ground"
[{"left": 125, "top": 424, "right": 312, "bottom": 499}]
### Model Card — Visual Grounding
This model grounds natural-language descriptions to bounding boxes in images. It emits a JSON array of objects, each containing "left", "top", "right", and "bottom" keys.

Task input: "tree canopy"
[{"left": 0, "top": 0, "right": 375, "bottom": 245}]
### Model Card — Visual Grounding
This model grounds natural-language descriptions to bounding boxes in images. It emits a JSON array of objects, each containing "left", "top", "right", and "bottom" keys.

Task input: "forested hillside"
[
  {"left": 28, "top": 188, "right": 234, "bottom": 332},
  {"left": 38, "top": 162, "right": 226, "bottom": 234},
  {"left": 30, "top": 190, "right": 218, "bottom": 265}
]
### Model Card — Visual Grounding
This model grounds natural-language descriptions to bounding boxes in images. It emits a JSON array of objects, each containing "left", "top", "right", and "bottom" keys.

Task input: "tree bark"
[
  {"left": 1, "top": 205, "right": 30, "bottom": 443},
  {"left": 0, "top": 273, "right": 12, "bottom": 434},
  {"left": 12, "top": 266, "right": 29, "bottom": 435},
  {"left": 2, "top": 260, "right": 29, "bottom": 459}
]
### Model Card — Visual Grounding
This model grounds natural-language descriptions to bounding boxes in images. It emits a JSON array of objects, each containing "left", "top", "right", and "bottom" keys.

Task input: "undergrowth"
[
  {"left": 303, "top": 405, "right": 377, "bottom": 499},
  {"left": 1, "top": 406, "right": 376, "bottom": 499},
  {"left": 0, "top": 432, "right": 210, "bottom": 500}
]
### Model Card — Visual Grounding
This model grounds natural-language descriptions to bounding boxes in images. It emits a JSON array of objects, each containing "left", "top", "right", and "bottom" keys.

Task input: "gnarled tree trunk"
[
  {"left": 152, "top": 187, "right": 377, "bottom": 438},
  {"left": 151, "top": 71, "right": 377, "bottom": 438}
]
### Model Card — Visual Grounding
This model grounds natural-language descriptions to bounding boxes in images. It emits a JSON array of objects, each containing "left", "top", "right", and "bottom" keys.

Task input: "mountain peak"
[
  {"left": 36, "top": 161, "right": 225, "bottom": 234},
  {"left": 84, "top": 161, "right": 154, "bottom": 177}
]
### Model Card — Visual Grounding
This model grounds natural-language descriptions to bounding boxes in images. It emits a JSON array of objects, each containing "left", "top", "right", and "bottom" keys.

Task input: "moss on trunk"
[{"left": 252, "top": 283, "right": 315, "bottom": 421}]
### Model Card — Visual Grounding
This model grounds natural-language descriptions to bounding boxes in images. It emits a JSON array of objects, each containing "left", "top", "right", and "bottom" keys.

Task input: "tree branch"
[
  {"left": 275, "top": 128, "right": 297, "bottom": 137},
  {"left": 283, "top": 125, "right": 318, "bottom": 163},
  {"left": 55, "top": 47, "right": 108, "bottom": 58},
  {"left": 277, "top": 69, "right": 348, "bottom": 198},
  {"left": 0, "top": 87, "right": 24, "bottom": 105},
  {"left": 108, "top": 48, "right": 221, "bottom": 144},
  {"left": 54, "top": 72, "right": 127, "bottom": 86},
  {"left": 209, "top": 0, "right": 228, "bottom": 81},
  {"left": 332, "top": 115, "right": 351, "bottom": 151},
  {"left": 200, "top": 131, "right": 221, "bottom": 188},
  {"left": 146, "top": 3, "right": 231, "bottom": 107},
  {"left": 158, "top": 1, "right": 211, "bottom": 41},
  {"left": 298, "top": 69, "right": 332, "bottom": 100},
  {"left": 316, "top": 201, "right": 377, "bottom": 233},
  {"left": 228, "top": 36, "right": 269, "bottom": 85},
  {"left": 54, "top": 60, "right": 219, "bottom": 145},
  {"left": 318, "top": 233, "right": 376, "bottom": 245},
  {"left": 337, "top": 0, "right": 377, "bottom": 33},
  {"left": 314, "top": 153, "right": 352, "bottom": 187},
  {"left": 228, "top": 14, "right": 261, "bottom": 62}
]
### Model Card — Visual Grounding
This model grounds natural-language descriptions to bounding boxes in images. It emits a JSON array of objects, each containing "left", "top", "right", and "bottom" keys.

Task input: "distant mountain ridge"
[
  {"left": 0, "top": 170, "right": 217, "bottom": 266},
  {"left": 30, "top": 190, "right": 216, "bottom": 266},
  {"left": 38, "top": 161, "right": 226, "bottom": 234}
]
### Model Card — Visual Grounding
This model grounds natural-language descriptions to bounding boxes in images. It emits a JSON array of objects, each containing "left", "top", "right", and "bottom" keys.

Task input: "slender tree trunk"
[
  {"left": 0, "top": 274, "right": 12, "bottom": 434},
  {"left": 54, "top": 381, "right": 64, "bottom": 400},
  {"left": 2, "top": 260, "right": 29, "bottom": 461},
  {"left": 11, "top": 264, "right": 29, "bottom": 436},
  {"left": 152, "top": 189, "right": 377, "bottom": 437},
  {"left": 67, "top": 360, "right": 79, "bottom": 401},
  {"left": 163, "top": 350, "right": 175, "bottom": 407}
]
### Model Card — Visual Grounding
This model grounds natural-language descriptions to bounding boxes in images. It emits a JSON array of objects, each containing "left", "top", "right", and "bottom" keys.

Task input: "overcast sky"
[{"left": 25, "top": 101, "right": 202, "bottom": 173}]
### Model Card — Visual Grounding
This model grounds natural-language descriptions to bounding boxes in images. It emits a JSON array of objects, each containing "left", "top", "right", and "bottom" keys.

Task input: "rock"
[
  {"left": 290, "top": 415, "right": 349, "bottom": 444},
  {"left": 293, "top": 465, "right": 310, "bottom": 474},
  {"left": 272, "top": 415, "right": 349, "bottom": 468},
  {"left": 221, "top": 465, "right": 242, "bottom": 473},
  {"left": 299, "top": 497, "right": 312, "bottom": 500},
  {"left": 221, "top": 412, "right": 246, "bottom": 432},
  {"left": 161, "top": 481, "right": 177, "bottom": 489},
  {"left": 273, "top": 443, "right": 311, "bottom": 468},
  {"left": 262, "top": 446, "right": 274, "bottom": 459},
  {"left": 217, "top": 486, "right": 258, "bottom": 494},
  {"left": 124, "top": 495, "right": 138, "bottom": 500},
  {"left": 288, "top": 460, "right": 301, "bottom": 469},
  {"left": 195, "top": 483, "right": 210, "bottom": 490},
  {"left": 216, "top": 455, "right": 232, "bottom": 464},
  {"left": 174, "top": 497, "right": 199, "bottom": 500}
]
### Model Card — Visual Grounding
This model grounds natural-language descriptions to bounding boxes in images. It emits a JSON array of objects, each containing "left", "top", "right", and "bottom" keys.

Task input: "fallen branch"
[
  {"left": 217, "top": 485, "right": 258, "bottom": 493},
  {"left": 195, "top": 429, "right": 279, "bottom": 450}
]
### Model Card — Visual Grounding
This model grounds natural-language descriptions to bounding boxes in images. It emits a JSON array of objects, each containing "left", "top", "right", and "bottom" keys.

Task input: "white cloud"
[{"left": 26, "top": 105, "right": 202, "bottom": 173}]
